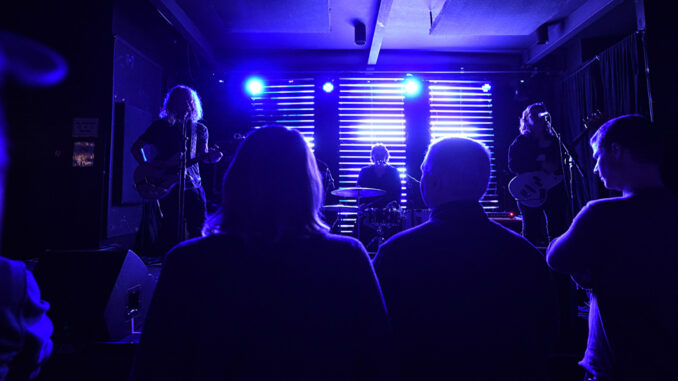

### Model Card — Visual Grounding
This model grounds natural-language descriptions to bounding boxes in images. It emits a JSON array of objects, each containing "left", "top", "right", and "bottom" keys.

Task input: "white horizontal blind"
[
  {"left": 250, "top": 78, "right": 316, "bottom": 148},
  {"left": 428, "top": 80, "right": 498, "bottom": 210},
  {"left": 337, "top": 77, "right": 408, "bottom": 234}
]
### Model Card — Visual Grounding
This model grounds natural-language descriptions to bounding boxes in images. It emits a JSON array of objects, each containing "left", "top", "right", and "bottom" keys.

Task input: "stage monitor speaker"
[{"left": 33, "top": 246, "right": 156, "bottom": 343}]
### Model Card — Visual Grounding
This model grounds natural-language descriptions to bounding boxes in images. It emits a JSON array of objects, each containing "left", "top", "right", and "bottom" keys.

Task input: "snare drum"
[{"left": 361, "top": 208, "right": 403, "bottom": 229}]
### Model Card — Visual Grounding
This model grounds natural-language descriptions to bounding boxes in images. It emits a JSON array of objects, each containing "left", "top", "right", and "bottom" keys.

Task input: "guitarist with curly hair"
[
  {"left": 508, "top": 102, "right": 567, "bottom": 247},
  {"left": 131, "top": 85, "right": 222, "bottom": 257}
]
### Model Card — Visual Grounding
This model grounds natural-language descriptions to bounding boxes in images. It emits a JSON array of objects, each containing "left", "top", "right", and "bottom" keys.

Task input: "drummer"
[
  {"left": 354, "top": 144, "right": 402, "bottom": 251},
  {"left": 357, "top": 144, "right": 401, "bottom": 210}
]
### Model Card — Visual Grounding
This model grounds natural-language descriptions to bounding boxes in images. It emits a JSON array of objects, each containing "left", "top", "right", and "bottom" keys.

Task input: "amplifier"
[{"left": 401, "top": 209, "right": 522, "bottom": 234}]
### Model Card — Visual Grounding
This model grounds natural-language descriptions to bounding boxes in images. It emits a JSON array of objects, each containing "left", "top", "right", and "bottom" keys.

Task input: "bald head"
[{"left": 420, "top": 137, "right": 490, "bottom": 208}]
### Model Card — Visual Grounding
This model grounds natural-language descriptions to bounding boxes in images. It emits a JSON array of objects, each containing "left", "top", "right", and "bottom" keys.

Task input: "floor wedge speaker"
[{"left": 33, "top": 246, "right": 156, "bottom": 343}]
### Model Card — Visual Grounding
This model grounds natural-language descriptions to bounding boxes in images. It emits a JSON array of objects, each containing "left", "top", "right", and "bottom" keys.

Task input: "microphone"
[{"left": 538, "top": 111, "right": 550, "bottom": 118}]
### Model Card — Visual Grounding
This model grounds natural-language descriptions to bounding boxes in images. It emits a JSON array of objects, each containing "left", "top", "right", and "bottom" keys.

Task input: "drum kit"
[{"left": 322, "top": 187, "right": 427, "bottom": 250}]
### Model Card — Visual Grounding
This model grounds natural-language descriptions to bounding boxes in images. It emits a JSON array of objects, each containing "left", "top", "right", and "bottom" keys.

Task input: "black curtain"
[
  {"left": 599, "top": 32, "right": 650, "bottom": 119},
  {"left": 560, "top": 60, "right": 603, "bottom": 214},
  {"left": 559, "top": 32, "right": 650, "bottom": 212}
]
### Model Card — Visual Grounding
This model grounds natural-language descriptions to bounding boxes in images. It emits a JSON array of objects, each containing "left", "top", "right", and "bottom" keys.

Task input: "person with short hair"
[
  {"left": 132, "top": 126, "right": 394, "bottom": 380},
  {"left": 546, "top": 115, "right": 678, "bottom": 381},
  {"left": 374, "top": 137, "right": 557, "bottom": 380}
]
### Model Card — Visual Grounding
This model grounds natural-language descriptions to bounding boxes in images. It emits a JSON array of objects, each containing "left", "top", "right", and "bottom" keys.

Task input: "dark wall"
[
  {"left": 643, "top": 1, "right": 678, "bottom": 193},
  {"left": 106, "top": 0, "right": 197, "bottom": 246},
  {"left": 0, "top": 0, "right": 201, "bottom": 257},
  {"left": 2, "top": 1, "right": 116, "bottom": 257}
]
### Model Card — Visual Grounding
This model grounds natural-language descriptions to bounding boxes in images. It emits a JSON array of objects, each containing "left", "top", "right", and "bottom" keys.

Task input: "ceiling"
[{"left": 151, "top": 0, "right": 630, "bottom": 67}]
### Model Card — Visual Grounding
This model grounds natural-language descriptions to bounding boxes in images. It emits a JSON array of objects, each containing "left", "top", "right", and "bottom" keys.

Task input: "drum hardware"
[
  {"left": 330, "top": 187, "right": 386, "bottom": 198},
  {"left": 321, "top": 204, "right": 359, "bottom": 212},
  {"left": 360, "top": 207, "right": 403, "bottom": 251},
  {"left": 330, "top": 187, "right": 386, "bottom": 239}
]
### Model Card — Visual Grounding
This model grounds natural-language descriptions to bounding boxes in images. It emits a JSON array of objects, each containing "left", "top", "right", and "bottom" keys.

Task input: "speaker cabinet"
[{"left": 33, "top": 247, "right": 156, "bottom": 343}]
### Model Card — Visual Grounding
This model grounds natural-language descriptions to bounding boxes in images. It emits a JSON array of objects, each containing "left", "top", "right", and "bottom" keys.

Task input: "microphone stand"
[
  {"left": 545, "top": 115, "right": 584, "bottom": 220},
  {"left": 176, "top": 115, "right": 189, "bottom": 244}
]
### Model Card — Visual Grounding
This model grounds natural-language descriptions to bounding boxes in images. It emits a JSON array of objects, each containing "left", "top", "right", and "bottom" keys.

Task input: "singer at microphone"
[{"left": 507, "top": 102, "right": 568, "bottom": 248}]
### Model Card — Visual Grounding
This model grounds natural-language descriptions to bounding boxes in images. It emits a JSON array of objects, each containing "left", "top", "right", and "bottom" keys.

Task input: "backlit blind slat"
[
  {"left": 337, "top": 77, "right": 408, "bottom": 234},
  {"left": 251, "top": 78, "right": 316, "bottom": 148}
]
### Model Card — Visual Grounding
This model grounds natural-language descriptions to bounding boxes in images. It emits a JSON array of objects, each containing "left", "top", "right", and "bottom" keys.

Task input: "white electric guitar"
[{"left": 508, "top": 171, "right": 563, "bottom": 208}]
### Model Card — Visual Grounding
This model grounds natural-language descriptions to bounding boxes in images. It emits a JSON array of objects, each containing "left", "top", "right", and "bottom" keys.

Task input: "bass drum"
[
  {"left": 402, "top": 209, "right": 431, "bottom": 230},
  {"left": 361, "top": 208, "right": 403, "bottom": 230}
]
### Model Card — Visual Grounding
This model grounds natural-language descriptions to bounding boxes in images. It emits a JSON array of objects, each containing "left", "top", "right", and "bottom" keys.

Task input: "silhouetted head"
[
  {"left": 371, "top": 143, "right": 389, "bottom": 164},
  {"left": 159, "top": 85, "right": 203, "bottom": 124},
  {"left": 420, "top": 137, "right": 490, "bottom": 208},
  {"left": 519, "top": 102, "right": 550, "bottom": 136},
  {"left": 216, "top": 125, "right": 328, "bottom": 240},
  {"left": 590, "top": 114, "right": 663, "bottom": 192}
]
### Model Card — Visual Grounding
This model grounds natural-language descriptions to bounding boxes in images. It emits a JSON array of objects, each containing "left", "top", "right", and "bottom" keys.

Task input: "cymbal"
[
  {"left": 331, "top": 187, "right": 386, "bottom": 198},
  {"left": 321, "top": 204, "right": 359, "bottom": 212}
]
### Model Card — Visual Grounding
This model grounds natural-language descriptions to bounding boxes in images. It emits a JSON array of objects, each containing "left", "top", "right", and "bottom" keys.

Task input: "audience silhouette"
[
  {"left": 132, "top": 126, "right": 394, "bottom": 380},
  {"left": 374, "top": 137, "right": 557, "bottom": 380}
]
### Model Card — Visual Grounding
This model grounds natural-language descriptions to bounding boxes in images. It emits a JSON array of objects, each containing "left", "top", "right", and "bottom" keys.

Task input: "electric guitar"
[
  {"left": 508, "top": 171, "right": 563, "bottom": 208},
  {"left": 509, "top": 110, "right": 606, "bottom": 208},
  {"left": 134, "top": 147, "right": 221, "bottom": 200}
]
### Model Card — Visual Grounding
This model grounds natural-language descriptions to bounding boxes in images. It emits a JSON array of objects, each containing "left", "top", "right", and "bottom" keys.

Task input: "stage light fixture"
[
  {"left": 536, "top": 23, "right": 549, "bottom": 45},
  {"left": 323, "top": 81, "right": 334, "bottom": 93},
  {"left": 481, "top": 83, "right": 491, "bottom": 92},
  {"left": 403, "top": 76, "right": 422, "bottom": 97},
  {"left": 354, "top": 20, "right": 366, "bottom": 46},
  {"left": 245, "top": 77, "right": 265, "bottom": 96}
]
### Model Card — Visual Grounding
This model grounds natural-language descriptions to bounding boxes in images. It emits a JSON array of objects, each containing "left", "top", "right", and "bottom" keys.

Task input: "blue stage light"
[
  {"left": 245, "top": 77, "right": 265, "bottom": 96},
  {"left": 323, "top": 81, "right": 334, "bottom": 93},
  {"left": 403, "top": 76, "right": 422, "bottom": 97},
  {"left": 481, "top": 83, "right": 491, "bottom": 92}
]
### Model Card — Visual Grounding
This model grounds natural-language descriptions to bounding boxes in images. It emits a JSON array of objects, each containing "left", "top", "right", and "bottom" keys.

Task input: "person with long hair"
[
  {"left": 508, "top": 102, "right": 567, "bottom": 247},
  {"left": 132, "top": 126, "right": 394, "bottom": 380},
  {"left": 130, "top": 85, "right": 222, "bottom": 257}
]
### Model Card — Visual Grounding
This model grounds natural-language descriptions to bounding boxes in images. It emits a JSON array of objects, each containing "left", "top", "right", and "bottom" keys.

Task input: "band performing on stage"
[
  {"left": 7, "top": 3, "right": 678, "bottom": 380},
  {"left": 132, "top": 99, "right": 575, "bottom": 255}
]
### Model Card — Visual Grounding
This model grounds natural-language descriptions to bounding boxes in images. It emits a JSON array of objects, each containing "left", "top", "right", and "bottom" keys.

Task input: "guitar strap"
[{"left": 188, "top": 121, "right": 197, "bottom": 161}]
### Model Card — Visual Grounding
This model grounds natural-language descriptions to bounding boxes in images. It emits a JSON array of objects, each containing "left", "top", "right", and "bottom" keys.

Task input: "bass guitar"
[{"left": 134, "top": 147, "right": 221, "bottom": 200}]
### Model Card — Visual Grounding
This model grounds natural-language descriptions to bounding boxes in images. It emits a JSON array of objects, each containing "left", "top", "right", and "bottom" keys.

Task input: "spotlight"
[
  {"left": 403, "top": 75, "right": 422, "bottom": 97},
  {"left": 322, "top": 81, "right": 334, "bottom": 93},
  {"left": 481, "top": 83, "right": 491, "bottom": 92},
  {"left": 217, "top": 79, "right": 224, "bottom": 84},
  {"left": 245, "top": 77, "right": 265, "bottom": 96}
]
